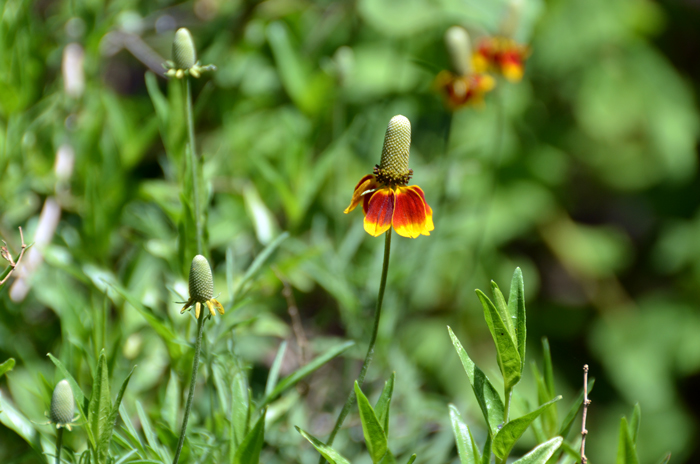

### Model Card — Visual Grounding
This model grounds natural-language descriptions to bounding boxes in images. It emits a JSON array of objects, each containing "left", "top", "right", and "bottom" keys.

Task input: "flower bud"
[
  {"left": 172, "top": 28, "right": 197, "bottom": 69},
  {"left": 379, "top": 115, "right": 411, "bottom": 179},
  {"left": 189, "top": 255, "right": 214, "bottom": 303},
  {"left": 50, "top": 380, "right": 75, "bottom": 426},
  {"left": 500, "top": 0, "right": 524, "bottom": 38},
  {"left": 444, "top": 26, "right": 472, "bottom": 76}
]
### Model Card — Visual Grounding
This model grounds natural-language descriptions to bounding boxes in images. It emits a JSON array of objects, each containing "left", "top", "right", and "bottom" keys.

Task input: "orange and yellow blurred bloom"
[
  {"left": 435, "top": 71, "right": 495, "bottom": 109},
  {"left": 344, "top": 116, "right": 434, "bottom": 239},
  {"left": 473, "top": 36, "right": 530, "bottom": 82}
]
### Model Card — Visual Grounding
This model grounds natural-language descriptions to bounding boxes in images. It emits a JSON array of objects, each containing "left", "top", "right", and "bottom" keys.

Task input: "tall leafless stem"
[{"left": 581, "top": 364, "right": 592, "bottom": 464}]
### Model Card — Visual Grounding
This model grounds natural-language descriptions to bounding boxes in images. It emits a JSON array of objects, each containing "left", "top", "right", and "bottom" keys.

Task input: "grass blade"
[{"left": 265, "top": 341, "right": 287, "bottom": 397}]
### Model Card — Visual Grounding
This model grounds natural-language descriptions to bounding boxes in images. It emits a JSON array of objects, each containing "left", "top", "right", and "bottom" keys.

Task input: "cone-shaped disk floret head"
[
  {"left": 445, "top": 26, "right": 472, "bottom": 76},
  {"left": 173, "top": 28, "right": 197, "bottom": 70},
  {"left": 378, "top": 115, "right": 411, "bottom": 182},
  {"left": 189, "top": 255, "right": 214, "bottom": 303},
  {"left": 50, "top": 380, "right": 75, "bottom": 427}
]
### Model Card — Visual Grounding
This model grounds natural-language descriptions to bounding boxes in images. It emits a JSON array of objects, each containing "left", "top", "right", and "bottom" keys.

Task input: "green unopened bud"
[
  {"left": 173, "top": 28, "right": 197, "bottom": 69},
  {"left": 379, "top": 115, "right": 411, "bottom": 179},
  {"left": 445, "top": 26, "right": 472, "bottom": 76},
  {"left": 50, "top": 380, "right": 74, "bottom": 426},
  {"left": 500, "top": 0, "right": 523, "bottom": 38},
  {"left": 189, "top": 255, "right": 213, "bottom": 303}
]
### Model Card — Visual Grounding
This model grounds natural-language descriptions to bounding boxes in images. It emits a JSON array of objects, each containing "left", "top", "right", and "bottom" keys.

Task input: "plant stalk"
[
  {"left": 172, "top": 313, "right": 206, "bottom": 464},
  {"left": 55, "top": 428, "right": 63, "bottom": 464},
  {"left": 185, "top": 77, "right": 203, "bottom": 255},
  {"left": 319, "top": 230, "right": 392, "bottom": 463}
]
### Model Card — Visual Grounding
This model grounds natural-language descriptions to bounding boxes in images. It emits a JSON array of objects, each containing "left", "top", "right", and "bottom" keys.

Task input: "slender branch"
[
  {"left": 581, "top": 364, "right": 591, "bottom": 464},
  {"left": 0, "top": 227, "right": 28, "bottom": 286},
  {"left": 319, "top": 230, "right": 392, "bottom": 463},
  {"left": 185, "top": 78, "right": 203, "bottom": 256},
  {"left": 55, "top": 427, "right": 64, "bottom": 464},
  {"left": 172, "top": 313, "right": 207, "bottom": 464},
  {"left": 273, "top": 266, "right": 309, "bottom": 364}
]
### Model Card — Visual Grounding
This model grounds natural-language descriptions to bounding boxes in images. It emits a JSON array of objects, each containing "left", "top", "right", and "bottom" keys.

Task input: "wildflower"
[
  {"left": 164, "top": 28, "right": 216, "bottom": 79},
  {"left": 435, "top": 26, "right": 495, "bottom": 109},
  {"left": 181, "top": 255, "right": 225, "bottom": 318},
  {"left": 47, "top": 380, "right": 78, "bottom": 431},
  {"left": 344, "top": 115, "right": 434, "bottom": 238},
  {"left": 472, "top": 36, "right": 529, "bottom": 82}
]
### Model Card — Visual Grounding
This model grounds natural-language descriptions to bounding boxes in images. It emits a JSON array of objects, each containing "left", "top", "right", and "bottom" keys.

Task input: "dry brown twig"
[
  {"left": 272, "top": 266, "right": 309, "bottom": 365},
  {"left": 581, "top": 364, "right": 592, "bottom": 464},
  {"left": 0, "top": 227, "right": 29, "bottom": 286}
]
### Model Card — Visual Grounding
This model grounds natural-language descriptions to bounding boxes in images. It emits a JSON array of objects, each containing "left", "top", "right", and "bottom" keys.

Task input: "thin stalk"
[
  {"left": 55, "top": 428, "right": 63, "bottom": 464},
  {"left": 173, "top": 313, "right": 206, "bottom": 464},
  {"left": 185, "top": 77, "right": 203, "bottom": 255},
  {"left": 319, "top": 230, "right": 392, "bottom": 463},
  {"left": 504, "top": 385, "right": 513, "bottom": 423}
]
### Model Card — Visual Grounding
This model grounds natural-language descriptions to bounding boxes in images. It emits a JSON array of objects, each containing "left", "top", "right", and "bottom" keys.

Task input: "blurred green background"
[{"left": 1, "top": 0, "right": 700, "bottom": 462}]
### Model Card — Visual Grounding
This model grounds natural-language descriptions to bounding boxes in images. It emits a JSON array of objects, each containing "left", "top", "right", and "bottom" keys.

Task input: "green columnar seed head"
[
  {"left": 379, "top": 115, "right": 411, "bottom": 178},
  {"left": 173, "top": 28, "right": 197, "bottom": 69},
  {"left": 50, "top": 380, "right": 74, "bottom": 426},
  {"left": 445, "top": 26, "right": 472, "bottom": 76},
  {"left": 189, "top": 255, "right": 213, "bottom": 303},
  {"left": 500, "top": 0, "right": 523, "bottom": 38}
]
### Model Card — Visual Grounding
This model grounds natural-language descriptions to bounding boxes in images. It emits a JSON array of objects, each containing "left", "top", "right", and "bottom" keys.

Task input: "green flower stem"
[
  {"left": 172, "top": 313, "right": 206, "bottom": 464},
  {"left": 55, "top": 428, "right": 63, "bottom": 464},
  {"left": 185, "top": 77, "right": 203, "bottom": 255},
  {"left": 319, "top": 230, "right": 392, "bottom": 463},
  {"left": 495, "top": 385, "right": 515, "bottom": 464}
]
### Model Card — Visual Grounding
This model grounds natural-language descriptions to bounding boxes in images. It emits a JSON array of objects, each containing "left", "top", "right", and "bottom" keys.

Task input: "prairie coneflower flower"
[
  {"left": 180, "top": 255, "right": 225, "bottom": 318},
  {"left": 473, "top": 36, "right": 530, "bottom": 82},
  {"left": 344, "top": 115, "right": 434, "bottom": 238},
  {"left": 164, "top": 28, "right": 216, "bottom": 79},
  {"left": 435, "top": 26, "right": 495, "bottom": 109}
]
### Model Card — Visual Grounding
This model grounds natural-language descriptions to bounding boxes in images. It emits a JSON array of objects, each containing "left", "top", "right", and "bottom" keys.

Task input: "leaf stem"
[
  {"left": 173, "top": 313, "right": 207, "bottom": 464},
  {"left": 55, "top": 428, "right": 63, "bottom": 464},
  {"left": 185, "top": 77, "right": 203, "bottom": 255},
  {"left": 504, "top": 385, "right": 513, "bottom": 423},
  {"left": 319, "top": 230, "right": 392, "bottom": 463}
]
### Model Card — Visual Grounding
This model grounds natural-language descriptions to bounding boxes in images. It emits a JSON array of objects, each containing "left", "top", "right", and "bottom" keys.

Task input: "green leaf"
[
  {"left": 490, "top": 281, "right": 515, "bottom": 337},
  {"left": 629, "top": 403, "right": 641, "bottom": 444},
  {"left": 265, "top": 341, "right": 287, "bottom": 397},
  {"left": 616, "top": 417, "right": 639, "bottom": 464},
  {"left": 260, "top": 341, "right": 354, "bottom": 406},
  {"left": 541, "top": 338, "right": 555, "bottom": 397},
  {"left": 296, "top": 426, "right": 351, "bottom": 464},
  {"left": 0, "top": 358, "right": 15, "bottom": 378},
  {"left": 231, "top": 368, "right": 250, "bottom": 453},
  {"left": 656, "top": 453, "right": 672, "bottom": 464},
  {"left": 558, "top": 378, "right": 595, "bottom": 438},
  {"left": 119, "top": 403, "right": 146, "bottom": 456},
  {"left": 234, "top": 409, "right": 266, "bottom": 464},
  {"left": 374, "top": 372, "right": 395, "bottom": 436},
  {"left": 355, "top": 381, "right": 390, "bottom": 463},
  {"left": 405, "top": 455, "right": 417, "bottom": 464},
  {"left": 512, "top": 437, "right": 563, "bottom": 464},
  {"left": 508, "top": 268, "right": 526, "bottom": 368},
  {"left": 47, "top": 353, "right": 89, "bottom": 418},
  {"left": 449, "top": 404, "right": 481, "bottom": 464},
  {"left": 493, "top": 396, "right": 562, "bottom": 459},
  {"left": 161, "top": 370, "right": 180, "bottom": 432},
  {"left": 481, "top": 434, "right": 492, "bottom": 464},
  {"left": 477, "top": 289, "right": 522, "bottom": 390},
  {"left": 137, "top": 400, "right": 171, "bottom": 463},
  {"left": 0, "top": 390, "right": 39, "bottom": 450},
  {"left": 447, "top": 326, "right": 504, "bottom": 437},
  {"left": 232, "top": 231, "right": 289, "bottom": 306},
  {"left": 88, "top": 350, "right": 111, "bottom": 459},
  {"left": 539, "top": 338, "right": 558, "bottom": 436},
  {"left": 98, "top": 365, "right": 135, "bottom": 463}
]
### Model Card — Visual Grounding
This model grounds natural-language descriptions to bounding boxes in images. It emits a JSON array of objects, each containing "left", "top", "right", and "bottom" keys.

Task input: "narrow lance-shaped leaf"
[
  {"left": 234, "top": 409, "right": 266, "bottom": 464},
  {"left": 616, "top": 417, "right": 639, "bottom": 464},
  {"left": 296, "top": 427, "right": 351, "bottom": 464},
  {"left": 265, "top": 341, "right": 287, "bottom": 397},
  {"left": 558, "top": 378, "right": 595, "bottom": 438},
  {"left": 491, "top": 282, "right": 515, "bottom": 337},
  {"left": 481, "top": 434, "right": 492, "bottom": 464},
  {"left": 493, "top": 396, "right": 562, "bottom": 459},
  {"left": 449, "top": 404, "right": 481, "bottom": 464},
  {"left": 355, "top": 381, "right": 390, "bottom": 464},
  {"left": 98, "top": 365, "right": 135, "bottom": 463},
  {"left": 629, "top": 403, "right": 641, "bottom": 444},
  {"left": 540, "top": 338, "right": 558, "bottom": 436},
  {"left": 137, "top": 400, "right": 171, "bottom": 463},
  {"left": 512, "top": 437, "right": 563, "bottom": 464},
  {"left": 0, "top": 358, "right": 15, "bottom": 378},
  {"left": 405, "top": 455, "right": 417, "bottom": 464},
  {"left": 88, "top": 350, "right": 111, "bottom": 458},
  {"left": 260, "top": 341, "right": 354, "bottom": 406},
  {"left": 231, "top": 368, "right": 250, "bottom": 454},
  {"left": 507, "top": 267, "right": 526, "bottom": 368},
  {"left": 477, "top": 289, "right": 522, "bottom": 390},
  {"left": 374, "top": 372, "right": 395, "bottom": 436},
  {"left": 448, "top": 326, "right": 504, "bottom": 437},
  {"left": 161, "top": 371, "right": 180, "bottom": 432}
]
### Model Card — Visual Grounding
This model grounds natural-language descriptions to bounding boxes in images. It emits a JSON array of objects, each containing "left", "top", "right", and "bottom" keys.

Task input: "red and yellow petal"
[
  {"left": 344, "top": 174, "right": 378, "bottom": 214},
  {"left": 364, "top": 188, "right": 395, "bottom": 237},
  {"left": 392, "top": 186, "right": 432, "bottom": 238},
  {"left": 407, "top": 185, "right": 434, "bottom": 234}
]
